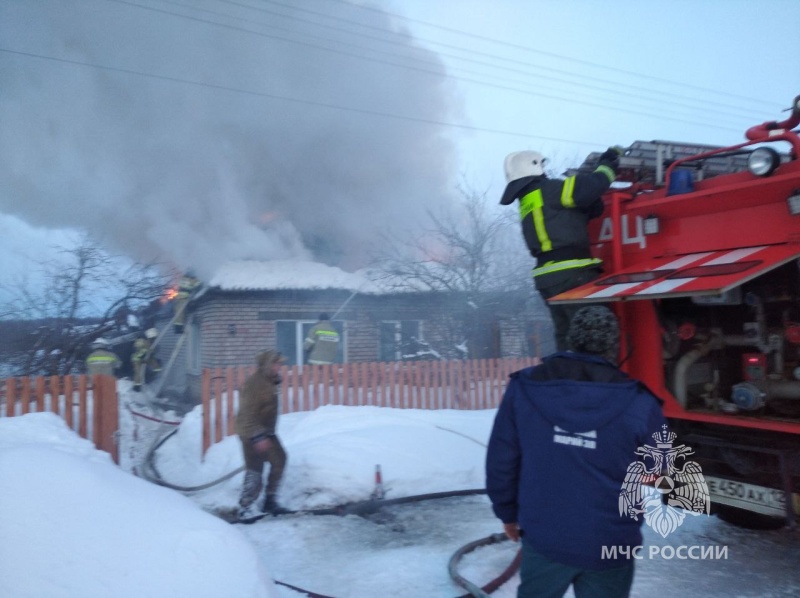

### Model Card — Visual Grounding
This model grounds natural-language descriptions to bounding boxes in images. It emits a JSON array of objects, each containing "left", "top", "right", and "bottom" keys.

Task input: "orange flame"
[{"left": 161, "top": 286, "right": 179, "bottom": 303}]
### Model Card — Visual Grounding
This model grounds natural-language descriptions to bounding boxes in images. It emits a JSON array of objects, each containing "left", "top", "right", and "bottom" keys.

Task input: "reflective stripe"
[
  {"left": 519, "top": 189, "right": 552, "bottom": 252},
  {"left": 532, "top": 258, "right": 603, "bottom": 277},
  {"left": 87, "top": 355, "right": 117, "bottom": 363},
  {"left": 560, "top": 176, "right": 576, "bottom": 208},
  {"left": 316, "top": 330, "right": 340, "bottom": 342},
  {"left": 595, "top": 164, "right": 616, "bottom": 183}
]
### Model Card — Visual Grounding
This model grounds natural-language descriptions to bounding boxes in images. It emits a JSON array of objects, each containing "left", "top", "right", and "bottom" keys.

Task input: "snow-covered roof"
[{"left": 208, "top": 260, "right": 385, "bottom": 293}]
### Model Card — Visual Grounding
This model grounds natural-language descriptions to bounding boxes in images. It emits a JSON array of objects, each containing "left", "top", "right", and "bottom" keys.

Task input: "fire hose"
[
  {"left": 271, "top": 535, "right": 521, "bottom": 598},
  {"left": 450, "top": 533, "right": 522, "bottom": 598},
  {"left": 140, "top": 425, "right": 245, "bottom": 492},
  {"left": 141, "top": 426, "right": 521, "bottom": 596}
]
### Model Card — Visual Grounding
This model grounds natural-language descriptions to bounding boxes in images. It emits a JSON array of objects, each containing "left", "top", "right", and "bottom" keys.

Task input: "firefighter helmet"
[
  {"left": 145, "top": 328, "right": 158, "bottom": 339},
  {"left": 504, "top": 150, "right": 546, "bottom": 182},
  {"left": 91, "top": 338, "right": 110, "bottom": 350}
]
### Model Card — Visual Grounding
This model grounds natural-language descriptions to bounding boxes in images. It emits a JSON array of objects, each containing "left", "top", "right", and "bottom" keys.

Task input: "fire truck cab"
[{"left": 553, "top": 95, "right": 800, "bottom": 527}]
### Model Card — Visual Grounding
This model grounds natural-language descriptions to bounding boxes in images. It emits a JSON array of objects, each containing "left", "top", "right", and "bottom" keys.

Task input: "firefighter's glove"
[{"left": 599, "top": 146, "right": 624, "bottom": 171}]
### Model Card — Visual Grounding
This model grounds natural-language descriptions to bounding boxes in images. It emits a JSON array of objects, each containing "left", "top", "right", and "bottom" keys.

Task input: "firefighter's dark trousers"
[
  {"left": 238, "top": 436, "right": 287, "bottom": 508},
  {"left": 536, "top": 266, "right": 604, "bottom": 352}
]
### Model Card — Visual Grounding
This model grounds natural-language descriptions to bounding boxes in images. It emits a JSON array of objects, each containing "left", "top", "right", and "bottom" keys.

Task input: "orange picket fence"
[
  {"left": 0, "top": 374, "right": 119, "bottom": 462},
  {"left": 201, "top": 357, "right": 538, "bottom": 454}
]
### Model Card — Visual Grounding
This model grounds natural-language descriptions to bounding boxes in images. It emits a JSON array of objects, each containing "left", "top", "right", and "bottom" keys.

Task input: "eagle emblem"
[{"left": 619, "top": 425, "right": 710, "bottom": 537}]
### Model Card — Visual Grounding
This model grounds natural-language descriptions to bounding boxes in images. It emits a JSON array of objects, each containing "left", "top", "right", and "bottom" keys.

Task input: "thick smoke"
[{"left": 0, "top": 0, "right": 461, "bottom": 279}]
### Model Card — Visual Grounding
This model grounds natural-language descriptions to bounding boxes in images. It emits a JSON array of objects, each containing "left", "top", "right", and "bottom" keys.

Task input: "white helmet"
[
  {"left": 504, "top": 151, "right": 546, "bottom": 182},
  {"left": 145, "top": 328, "right": 158, "bottom": 339},
  {"left": 92, "top": 338, "right": 110, "bottom": 350}
]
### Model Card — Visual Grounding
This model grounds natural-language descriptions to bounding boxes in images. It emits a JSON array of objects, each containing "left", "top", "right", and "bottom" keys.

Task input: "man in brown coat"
[{"left": 236, "top": 350, "right": 288, "bottom": 518}]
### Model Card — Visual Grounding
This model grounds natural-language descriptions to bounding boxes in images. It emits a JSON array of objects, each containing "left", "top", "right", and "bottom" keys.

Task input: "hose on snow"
[
  {"left": 143, "top": 424, "right": 518, "bottom": 597},
  {"left": 269, "top": 533, "right": 520, "bottom": 598},
  {"left": 450, "top": 533, "right": 522, "bottom": 598},
  {"left": 141, "top": 425, "right": 246, "bottom": 492}
]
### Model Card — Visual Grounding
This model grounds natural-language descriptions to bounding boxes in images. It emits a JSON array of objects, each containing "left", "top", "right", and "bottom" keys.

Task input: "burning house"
[{"left": 152, "top": 260, "right": 551, "bottom": 405}]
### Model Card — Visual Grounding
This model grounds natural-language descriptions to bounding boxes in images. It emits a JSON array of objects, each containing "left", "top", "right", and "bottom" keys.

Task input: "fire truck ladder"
[
  {"left": 142, "top": 285, "right": 206, "bottom": 397},
  {"left": 575, "top": 140, "right": 755, "bottom": 185}
]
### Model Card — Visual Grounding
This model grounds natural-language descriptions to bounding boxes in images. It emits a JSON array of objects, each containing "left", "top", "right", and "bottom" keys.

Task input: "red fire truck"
[{"left": 554, "top": 95, "right": 800, "bottom": 527}]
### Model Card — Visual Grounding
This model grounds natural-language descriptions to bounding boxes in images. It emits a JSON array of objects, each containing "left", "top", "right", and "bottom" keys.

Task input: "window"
[
  {"left": 380, "top": 320, "right": 421, "bottom": 362},
  {"left": 276, "top": 320, "right": 345, "bottom": 365}
]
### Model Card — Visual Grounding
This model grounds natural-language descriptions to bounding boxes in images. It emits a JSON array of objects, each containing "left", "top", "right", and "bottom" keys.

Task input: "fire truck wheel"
[
  {"left": 713, "top": 504, "right": 786, "bottom": 530},
  {"left": 719, "top": 448, "right": 776, "bottom": 481}
]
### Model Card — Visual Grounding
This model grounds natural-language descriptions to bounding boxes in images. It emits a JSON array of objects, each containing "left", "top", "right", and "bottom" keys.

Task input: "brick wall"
[{"left": 156, "top": 288, "right": 550, "bottom": 404}]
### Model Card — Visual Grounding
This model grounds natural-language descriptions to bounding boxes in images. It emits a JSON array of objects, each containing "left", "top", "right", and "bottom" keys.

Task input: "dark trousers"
[
  {"left": 536, "top": 266, "right": 604, "bottom": 351},
  {"left": 239, "top": 436, "right": 287, "bottom": 508},
  {"left": 518, "top": 541, "right": 634, "bottom": 598}
]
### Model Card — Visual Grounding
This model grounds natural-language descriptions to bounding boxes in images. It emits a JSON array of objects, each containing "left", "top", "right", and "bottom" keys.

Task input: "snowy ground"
[{"left": 2, "top": 383, "right": 800, "bottom": 597}]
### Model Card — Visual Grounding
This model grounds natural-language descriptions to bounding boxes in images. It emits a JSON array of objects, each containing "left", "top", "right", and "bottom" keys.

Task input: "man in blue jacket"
[{"left": 486, "top": 306, "right": 665, "bottom": 597}]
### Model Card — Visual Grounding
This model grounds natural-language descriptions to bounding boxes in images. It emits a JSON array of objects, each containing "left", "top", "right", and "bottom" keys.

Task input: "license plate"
[{"left": 705, "top": 476, "right": 793, "bottom": 517}]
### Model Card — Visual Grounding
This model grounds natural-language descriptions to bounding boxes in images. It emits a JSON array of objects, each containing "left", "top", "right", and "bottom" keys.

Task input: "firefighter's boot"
[
  {"left": 262, "top": 494, "right": 290, "bottom": 515},
  {"left": 237, "top": 502, "right": 262, "bottom": 522}
]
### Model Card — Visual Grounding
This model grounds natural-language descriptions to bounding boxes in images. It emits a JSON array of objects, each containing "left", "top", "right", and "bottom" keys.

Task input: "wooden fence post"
[
  {"left": 6, "top": 378, "right": 17, "bottom": 417},
  {"left": 93, "top": 374, "right": 119, "bottom": 463},
  {"left": 64, "top": 375, "right": 74, "bottom": 429}
]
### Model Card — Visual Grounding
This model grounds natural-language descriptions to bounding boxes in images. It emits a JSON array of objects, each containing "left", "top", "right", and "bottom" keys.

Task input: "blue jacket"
[{"left": 486, "top": 352, "right": 666, "bottom": 569}]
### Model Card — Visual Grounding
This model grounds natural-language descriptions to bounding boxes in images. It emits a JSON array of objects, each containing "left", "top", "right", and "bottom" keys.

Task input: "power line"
[
  {"left": 103, "top": 0, "right": 746, "bottom": 132},
  {"left": 200, "top": 0, "right": 756, "bottom": 127},
  {"left": 238, "top": 0, "right": 765, "bottom": 120},
  {"left": 320, "top": 0, "right": 785, "bottom": 109},
  {"left": 0, "top": 47, "right": 608, "bottom": 147}
]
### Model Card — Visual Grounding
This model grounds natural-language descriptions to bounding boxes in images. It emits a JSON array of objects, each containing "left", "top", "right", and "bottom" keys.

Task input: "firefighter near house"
[{"left": 547, "top": 94, "right": 800, "bottom": 527}]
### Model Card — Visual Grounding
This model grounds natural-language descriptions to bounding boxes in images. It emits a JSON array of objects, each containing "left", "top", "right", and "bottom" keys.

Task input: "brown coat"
[{"left": 235, "top": 351, "right": 282, "bottom": 441}]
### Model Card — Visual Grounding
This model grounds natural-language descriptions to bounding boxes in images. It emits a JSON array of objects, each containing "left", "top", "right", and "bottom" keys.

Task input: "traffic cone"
[{"left": 370, "top": 464, "right": 385, "bottom": 500}]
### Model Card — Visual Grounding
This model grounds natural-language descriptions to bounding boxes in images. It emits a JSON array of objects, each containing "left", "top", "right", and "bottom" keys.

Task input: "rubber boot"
[
  {"left": 262, "top": 494, "right": 290, "bottom": 515},
  {"left": 237, "top": 502, "right": 262, "bottom": 522}
]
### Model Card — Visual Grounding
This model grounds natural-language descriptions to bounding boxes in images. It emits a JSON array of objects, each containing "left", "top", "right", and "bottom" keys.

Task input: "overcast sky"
[{"left": 1, "top": 0, "right": 799, "bottom": 304}]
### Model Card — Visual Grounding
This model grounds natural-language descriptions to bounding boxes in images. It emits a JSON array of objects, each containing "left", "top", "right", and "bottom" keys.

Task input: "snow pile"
[
  {"left": 0, "top": 412, "right": 279, "bottom": 598},
  {"left": 151, "top": 404, "right": 492, "bottom": 513},
  {"left": 4, "top": 400, "right": 799, "bottom": 597}
]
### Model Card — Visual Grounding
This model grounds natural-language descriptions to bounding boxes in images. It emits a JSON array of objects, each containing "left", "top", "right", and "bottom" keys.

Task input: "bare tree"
[
  {"left": 372, "top": 185, "right": 530, "bottom": 292},
  {"left": 0, "top": 235, "right": 172, "bottom": 376},
  {"left": 369, "top": 185, "right": 540, "bottom": 358}
]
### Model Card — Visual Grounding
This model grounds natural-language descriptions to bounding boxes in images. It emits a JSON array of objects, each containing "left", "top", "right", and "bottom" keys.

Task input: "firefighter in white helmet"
[
  {"left": 85, "top": 338, "right": 121, "bottom": 378},
  {"left": 500, "top": 146, "right": 623, "bottom": 351},
  {"left": 131, "top": 327, "right": 160, "bottom": 391}
]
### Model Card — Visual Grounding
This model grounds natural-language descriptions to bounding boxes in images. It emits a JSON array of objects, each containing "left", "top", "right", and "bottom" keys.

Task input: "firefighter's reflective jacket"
[
  {"left": 86, "top": 349, "right": 121, "bottom": 376},
  {"left": 132, "top": 337, "right": 150, "bottom": 363},
  {"left": 177, "top": 275, "right": 201, "bottom": 301},
  {"left": 303, "top": 321, "right": 340, "bottom": 365},
  {"left": 508, "top": 163, "right": 615, "bottom": 278}
]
